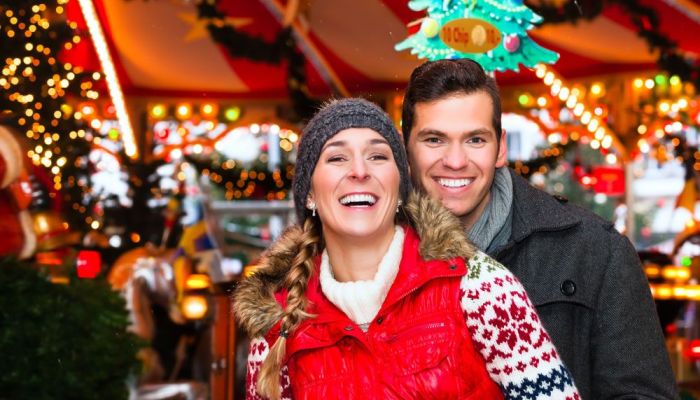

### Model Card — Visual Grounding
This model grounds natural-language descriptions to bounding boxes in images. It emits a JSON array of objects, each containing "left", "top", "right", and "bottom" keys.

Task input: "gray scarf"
[{"left": 467, "top": 168, "right": 513, "bottom": 253}]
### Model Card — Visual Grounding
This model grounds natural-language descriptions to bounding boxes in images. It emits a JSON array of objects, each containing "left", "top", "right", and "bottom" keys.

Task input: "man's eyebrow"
[
  {"left": 414, "top": 128, "right": 494, "bottom": 137},
  {"left": 464, "top": 128, "right": 494, "bottom": 137},
  {"left": 414, "top": 128, "right": 447, "bottom": 137}
]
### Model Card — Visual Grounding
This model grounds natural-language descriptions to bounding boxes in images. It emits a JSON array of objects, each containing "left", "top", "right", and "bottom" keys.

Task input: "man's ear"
[{"left": 495, "top": 129, "right": 508, "bottom": 168}]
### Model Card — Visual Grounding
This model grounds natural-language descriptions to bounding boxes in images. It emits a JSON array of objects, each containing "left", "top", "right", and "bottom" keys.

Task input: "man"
[{"left": 402, "top": 58, "right": 677, "bottom": 399}]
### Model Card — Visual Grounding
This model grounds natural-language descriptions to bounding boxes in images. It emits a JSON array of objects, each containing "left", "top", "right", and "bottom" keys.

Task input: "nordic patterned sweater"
[{"left": 234, "top": 192, "right": 580, "bottom": 400}]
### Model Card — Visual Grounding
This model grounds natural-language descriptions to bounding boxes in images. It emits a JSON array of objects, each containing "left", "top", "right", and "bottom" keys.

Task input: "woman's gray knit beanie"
[{"left": 292, "top": 98, "right": 411, "bottom": 223}]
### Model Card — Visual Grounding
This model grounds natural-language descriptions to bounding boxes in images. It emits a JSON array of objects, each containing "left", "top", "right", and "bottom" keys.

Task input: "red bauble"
[
  {"left": 504, "top": 34, "right": 520, "bottom": 53},
  {"left": 77, "top": 250, "right": 102, "bottom": 279}
]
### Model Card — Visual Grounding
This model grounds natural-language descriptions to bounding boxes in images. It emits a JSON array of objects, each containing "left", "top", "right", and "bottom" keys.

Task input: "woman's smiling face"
[{"left": 309, "top": 127, "right": 401, "bottom": 243}]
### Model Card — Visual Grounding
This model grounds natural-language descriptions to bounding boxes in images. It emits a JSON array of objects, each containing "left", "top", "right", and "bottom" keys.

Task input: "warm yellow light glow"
[
  {"left": 176, "top": 103, "right": 192, "bottom": 119},
  {"left": 543, "top": 72, "right": 554, "bottom": 86},
  {"left": 638, "top": 139, "right": 650, "bottom": 153},
  {"left": 181, "top": 295, "right": 208, "bottom": 320},
  {"left": 671, "top": 267, "right": 691, "bottom": 281},
  {"left": 77, "top": 0, "right": 137, "bottom": 158},
  {"left": 645, "top": 266, "right": 660, "bottom": 278},
  {"left": 558, "top": 87, "right": 570, "bottom": 101},
  {"left": 594, "top": 127, "right": 606, "bottom": 140},
  {"left": 201, "top": 103, "right": 218, "bottom": 118},
  {"left": 587, "top": 119, "right": 599, "bottom": 133},
  {"left": 581, "top": 111, "right": 592, "bottom": 124},
  {"left": 150, "top": 103, "right": 167, "bottom": 119},
  {"left": 185, "top": 274, "right": 211, "bottom": 290}
]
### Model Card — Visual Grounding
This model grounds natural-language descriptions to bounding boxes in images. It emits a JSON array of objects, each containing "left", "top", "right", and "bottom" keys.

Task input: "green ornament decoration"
[{"left": 395, "top": 0, "right": 559, "bottom": 72}]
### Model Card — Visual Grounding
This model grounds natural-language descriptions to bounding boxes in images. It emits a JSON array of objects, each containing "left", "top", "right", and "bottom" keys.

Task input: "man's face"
[{"left": 406, "top": 92, "right": 507, "bottom": 229}]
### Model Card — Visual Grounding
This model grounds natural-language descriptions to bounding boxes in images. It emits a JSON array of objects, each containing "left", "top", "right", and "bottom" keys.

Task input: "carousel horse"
[{"left": 109, "top": 245, "right": 194, "bottom": 383}]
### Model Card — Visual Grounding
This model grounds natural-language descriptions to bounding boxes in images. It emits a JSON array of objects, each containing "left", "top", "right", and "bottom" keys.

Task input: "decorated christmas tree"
[
  {"left": 0, "top": 0, "right": 101, "bottom": 233},
  {"left": 395, "top": 0, "right": 558, "bottom": 72}
]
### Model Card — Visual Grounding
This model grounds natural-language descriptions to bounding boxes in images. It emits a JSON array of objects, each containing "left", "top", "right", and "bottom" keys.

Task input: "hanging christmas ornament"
[
  {"left": 396, "top": 0, "right": 558, "bottom": 71},
  {"left": 421, "top": 18, "right": 440, "bottom": 38},
  {"left": 504, "top": 34, "right": 521, "bottom": 53}
]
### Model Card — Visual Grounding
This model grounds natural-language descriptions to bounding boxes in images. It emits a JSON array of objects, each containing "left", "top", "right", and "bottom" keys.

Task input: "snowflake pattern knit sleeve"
[
  {"left": 244, "top": 337, "right": 292, "bottom": 400},
  {"left": 461, "top": 252, "right": 580, "bottom": 399}
]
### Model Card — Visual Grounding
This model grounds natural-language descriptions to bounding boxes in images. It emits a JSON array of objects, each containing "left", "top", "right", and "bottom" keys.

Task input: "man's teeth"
[
  {"left": 438, "top": 178, "right": 472, "bottom": 188},
  {"left": 339, "top": 194, "right": 377, "bottom": 206}
]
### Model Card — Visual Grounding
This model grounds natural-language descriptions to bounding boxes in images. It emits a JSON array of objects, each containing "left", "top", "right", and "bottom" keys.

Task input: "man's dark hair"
[{"left": 401, "top": 59, "right": 502, "bottom": 144}]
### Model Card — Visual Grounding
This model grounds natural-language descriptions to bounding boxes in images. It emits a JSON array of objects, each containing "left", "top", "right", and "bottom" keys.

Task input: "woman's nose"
[{"left": 348, "top": 158, "right": 370, "bottom": 180}]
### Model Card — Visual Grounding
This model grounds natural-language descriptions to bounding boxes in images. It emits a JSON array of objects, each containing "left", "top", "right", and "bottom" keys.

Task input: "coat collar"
[
  {"left": 508, "top": 169, "right": 581, "bottom": 242},
  {"left": 282, "top": 227, "right": 466, "bottom": 359},
  {"left": 233, "top": 191, "right": 477, "bottom": 338}
]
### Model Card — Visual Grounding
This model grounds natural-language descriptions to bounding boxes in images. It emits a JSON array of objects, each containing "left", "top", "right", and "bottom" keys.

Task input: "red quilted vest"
[{"left": 267, "top": 227, "right": 503, "bottom": 399}]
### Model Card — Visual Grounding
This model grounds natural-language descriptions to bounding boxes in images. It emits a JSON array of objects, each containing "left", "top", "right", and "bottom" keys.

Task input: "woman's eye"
[
  {"left": 327, "top": 155, "right": 346, "bottom": 162},
  {"left": 369, "top": 154, "right": 389, "bottom": 161}
]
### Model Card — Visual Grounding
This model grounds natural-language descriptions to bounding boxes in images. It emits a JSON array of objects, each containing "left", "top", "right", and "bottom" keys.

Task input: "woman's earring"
[
  {"left": 396, "top": 200, "right": 403, "bottom": 214},
  {"left": 306, "top": 199, "right": 316, "bottom": 217}
]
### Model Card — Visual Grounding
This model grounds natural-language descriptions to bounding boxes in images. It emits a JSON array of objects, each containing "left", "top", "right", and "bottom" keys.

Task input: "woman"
[{"left": 234, "top": 98, "right": 579, "bottom": 399}]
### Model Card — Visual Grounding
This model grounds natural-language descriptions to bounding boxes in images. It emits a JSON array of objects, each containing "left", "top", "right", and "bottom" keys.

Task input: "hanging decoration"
[
  {"left": 532, "top": 63, "right": 626, "bottom": 159},
  {"left": 395, "top": 0, "right": 559, "bottom": 72},
  {"left": 529, "top": 0, "right": 700, "bottom": 93},
  {"left": 196, "top": 1, "right": 319, "bottom": 121}
]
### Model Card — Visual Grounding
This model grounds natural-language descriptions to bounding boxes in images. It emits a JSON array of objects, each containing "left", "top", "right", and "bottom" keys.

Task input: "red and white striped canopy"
[{"left": 65, "top": 0, "right": 700, "bottom": 98}]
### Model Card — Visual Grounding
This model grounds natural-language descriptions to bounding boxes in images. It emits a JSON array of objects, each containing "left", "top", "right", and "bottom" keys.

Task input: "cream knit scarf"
[{"left": 320, "top": 226, "right": 405, "bottom": 331}]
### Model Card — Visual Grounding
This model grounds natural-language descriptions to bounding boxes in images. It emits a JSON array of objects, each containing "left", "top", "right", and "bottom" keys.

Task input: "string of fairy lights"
[
  {"left": 533, "top": 63, "right": 625, "bottom": 160},
  {"left": 1, "top": 0, "right": 100, "bottom": 192}
]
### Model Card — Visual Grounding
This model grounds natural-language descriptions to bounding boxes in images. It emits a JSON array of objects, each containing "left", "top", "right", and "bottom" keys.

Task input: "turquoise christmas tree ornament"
[{"left": 395, "top": 0, "right": 559, "bottom": 72}]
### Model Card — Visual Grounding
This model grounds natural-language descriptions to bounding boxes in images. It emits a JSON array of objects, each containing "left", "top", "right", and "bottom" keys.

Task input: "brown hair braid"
[{"left": 256, "top": 217, "right": 321, "bottom": 399}]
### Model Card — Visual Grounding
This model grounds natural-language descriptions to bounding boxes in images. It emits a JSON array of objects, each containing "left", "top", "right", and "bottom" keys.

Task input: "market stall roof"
[{"left": 65, "top": 0, "right": 700, "bottom": 99}]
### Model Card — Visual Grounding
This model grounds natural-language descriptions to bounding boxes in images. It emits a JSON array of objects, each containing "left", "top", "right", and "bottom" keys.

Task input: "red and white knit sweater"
[{"left": 244, "top": 250, "right": 580, "bottom": 400}]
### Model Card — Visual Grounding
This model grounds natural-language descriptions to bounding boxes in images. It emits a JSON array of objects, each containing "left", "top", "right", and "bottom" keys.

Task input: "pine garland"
[
  {"left": 527, "top": 0, "right": 700, "bottom": 91},
  {"left": 196, "top": 1, "right": 320, "bottom": 122}
]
